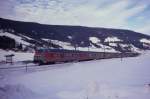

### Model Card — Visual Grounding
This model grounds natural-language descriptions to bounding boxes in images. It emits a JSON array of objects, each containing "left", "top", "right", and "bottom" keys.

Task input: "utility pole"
[
  {"left": 117, "top": 43, "right": 123, "bottom": 61},
  {"left": 88, "top": 46, "right": 90, "bottom": 51},
  {"left": 103, "top": 43, "right": 106, "bottom": 59}
]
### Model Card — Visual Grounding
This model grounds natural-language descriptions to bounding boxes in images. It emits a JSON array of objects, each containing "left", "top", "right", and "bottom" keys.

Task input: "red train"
[{"left": 34, "top": 48, "right": 139, "bottom": 65}]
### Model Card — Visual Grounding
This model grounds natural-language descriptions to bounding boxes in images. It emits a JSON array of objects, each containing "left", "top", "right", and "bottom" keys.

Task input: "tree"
[
  {"left": 0, "top": 36, "right": 16, "bottom": 49},
  {"left": 16, "top": 43, "right": 23, "bottom": 50}
]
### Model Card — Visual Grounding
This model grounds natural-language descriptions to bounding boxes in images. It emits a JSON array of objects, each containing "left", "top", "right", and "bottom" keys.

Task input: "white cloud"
[{"left": 136, "top": 23, "right": 150, "bottom": 34}]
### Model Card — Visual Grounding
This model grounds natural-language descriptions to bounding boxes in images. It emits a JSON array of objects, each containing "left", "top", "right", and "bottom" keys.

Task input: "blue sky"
[{"left": 0, "top": 0, "right": 150, "bottom": 35}]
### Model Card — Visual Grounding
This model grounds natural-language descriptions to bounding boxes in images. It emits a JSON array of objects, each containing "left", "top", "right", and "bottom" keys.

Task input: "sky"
[{"left": 0, "top": 0, "right": 150, "bottom": 35}]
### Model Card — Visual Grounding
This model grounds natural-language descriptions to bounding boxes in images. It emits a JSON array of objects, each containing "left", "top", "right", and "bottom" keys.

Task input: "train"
[{"left": 33, "top": 48, "right": 139, "bottom": 65}]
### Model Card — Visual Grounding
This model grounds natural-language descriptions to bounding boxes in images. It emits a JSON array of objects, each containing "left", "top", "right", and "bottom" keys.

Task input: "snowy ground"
[
  {"left": 0, "top": 51, "right": 150, "bottom": 99},
  {"left": 0, "top": 49, "right": 34, "bottom": 62}
]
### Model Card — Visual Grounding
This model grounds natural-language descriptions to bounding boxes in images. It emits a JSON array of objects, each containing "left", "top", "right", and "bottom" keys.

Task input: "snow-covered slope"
[
  {"left": 104, "top": 37, "right": 122, "bottom": 42},
  {"left": 89, "top": 37, "right": 101, "bottom": 43},
  {"left": 41, "top": 36, "right": 149, "bottom": 52},
  {"left": 140, "top": 38, "right": 150, "bottom": 44},
  {"left": 42, "top": 39, "right": 75, "bottom": 50},
  {"left": 0, "top": 32, "right": 30, "bottom": 45},
  {"left": 0, "top": 51, "right": 150, "bottom": 99},
  {"left": 0, "top": 17, "right": 150, "bottom": 53},
  {"left": 0, "top": 30, "right": 146, "bottom": 53},
  {"left": 42, "top": 38, "right": 118, "bottom": 52}
]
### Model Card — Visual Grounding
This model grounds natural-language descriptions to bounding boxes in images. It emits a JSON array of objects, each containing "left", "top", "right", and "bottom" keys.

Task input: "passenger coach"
[{"left": 34, "top": 48, "right": 139, "bottom": 65}]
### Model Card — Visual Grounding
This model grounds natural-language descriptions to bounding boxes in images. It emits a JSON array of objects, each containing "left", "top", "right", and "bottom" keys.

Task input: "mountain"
[{"left": 0, "top": 17, "right": 150, "bottom": 52}]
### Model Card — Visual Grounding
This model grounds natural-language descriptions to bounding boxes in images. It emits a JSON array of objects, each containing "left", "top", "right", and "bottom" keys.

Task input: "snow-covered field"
[
  {"left": 0, "top": 51, "right": 150, "bottom": 99},
  {"left": 0, "top": 49, "right": 34, "bottom": 62}
]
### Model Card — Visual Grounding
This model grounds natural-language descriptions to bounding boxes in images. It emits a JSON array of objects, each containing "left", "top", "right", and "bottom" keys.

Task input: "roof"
[{"left": 36, "top": 48, "right": 96, "bottom": 53}]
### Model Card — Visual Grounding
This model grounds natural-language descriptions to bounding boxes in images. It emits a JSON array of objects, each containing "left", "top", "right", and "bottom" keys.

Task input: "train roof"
[
  {"left": 36, "top": 48, "right": 96, "bottom": 53},
  {"left": 36, "top": 48, "right": 127, "bottom": 54}
]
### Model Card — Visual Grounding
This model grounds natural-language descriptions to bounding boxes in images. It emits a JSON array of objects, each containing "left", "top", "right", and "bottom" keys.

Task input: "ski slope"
[{"left": 0, "top": 51, "right": 150, "bottom": 99}]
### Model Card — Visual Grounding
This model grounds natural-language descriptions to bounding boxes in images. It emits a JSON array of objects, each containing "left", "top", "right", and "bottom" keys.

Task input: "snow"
[
  {"left": 67, "top": 36, "right": 72, "bottom": 40},
  {"left": 41, "top": 38, "right": 117, "bottom": 52},
  {"left": 74, "top": 45, "right": 117, "bottom": 52},
  {"left": 119, "top": 44, "right": 141, "bottom": 52},
  {"left": 42, "top": 39, "right": 75, "bottom": 50},
  {"left": 89, "top": 44, "right": 117, "bottom": 52},
  {"left": 73, "top": 44, "right": 117, "bottom": 52},
  {"left": 140, "top": 38, "right": 150, "bottom": 44},
  {"left": 51, "top": 39, "right": 75, "bottom": 50},
  {"left": 0, "top": 32, "right": 30, "bottom": 45},
  {"left": 89, "top": 37, "right": 101, "bottom": 43},
  {"left": 0, "top": 84, "right": 40, "bottom": 99},
  {"left": 89, "top": 37, "right": 117, "bottom": 52},
  {"left": 0, "top": 49, "right": 34, "bottom": 62},
  {"left": 0, "top": 51, "right": 150, "bottom": 99},
  {"left": 105, "top": 37, "right": 122, "bottom": 42},
  {"left": 42, "top": 38, "right": 49, "bottom": 41},
  {"left": 43, "top": 39, "right": 117, "bottom": 52},
  {"left": 19, "top": 34, "right": 33, "bottom": 40},
  {"left": 109, "top": 43, "right": 118, "bottom": 46},
  {"left": 108, "top": 43, "right": 141, "bottom": 52}
]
